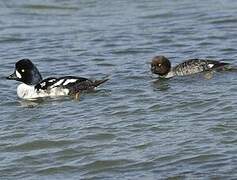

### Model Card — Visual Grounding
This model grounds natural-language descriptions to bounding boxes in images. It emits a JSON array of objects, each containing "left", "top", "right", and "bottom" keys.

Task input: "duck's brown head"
[{"left": 150, "top": 56, "right": 171, "bottom": 76}]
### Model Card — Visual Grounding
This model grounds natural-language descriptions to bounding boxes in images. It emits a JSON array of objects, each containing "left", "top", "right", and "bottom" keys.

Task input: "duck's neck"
[{"left": 161, "top": 70, "right": 175, "bottom": 78}]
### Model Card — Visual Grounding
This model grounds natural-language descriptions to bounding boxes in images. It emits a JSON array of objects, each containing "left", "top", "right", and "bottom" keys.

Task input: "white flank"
[
  {"left": 208, "top": 64, "right": 214, "bottom": 68},
  {"left": 16, "top": 70, "right": 22, "bottom": 79},
  {"left": 49, "top": 87, "right": 69, "bottom": 96},
  {"left": 17, "top": 83, "right": 69, "bottom": 100},
  {"left": 63, "top": 79, "right": 77, "bottom": 86}
]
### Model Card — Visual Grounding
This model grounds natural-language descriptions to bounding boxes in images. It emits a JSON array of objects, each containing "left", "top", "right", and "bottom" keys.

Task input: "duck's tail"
[
  {"left": 93, "top": 78, "right": 109, "bottom": 87},
  {"left": 215, "top": 63, "right": 237, "bottom": 71},
  {"left": 225, "top": 64, "right": 237, "bottom": 72},
  {"left": 219, "top": 62, "right": 230, "bottom": 66}
]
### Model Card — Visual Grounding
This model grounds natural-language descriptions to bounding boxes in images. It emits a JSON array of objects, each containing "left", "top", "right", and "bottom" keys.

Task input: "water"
[{"left": 1, "top": 0, "right": 237, "bottom": 179}]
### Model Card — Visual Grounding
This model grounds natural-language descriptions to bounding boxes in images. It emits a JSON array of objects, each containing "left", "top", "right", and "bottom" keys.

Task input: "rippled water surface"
[{"left": 1, "top": 0, "right": 237, "bottom": 179}]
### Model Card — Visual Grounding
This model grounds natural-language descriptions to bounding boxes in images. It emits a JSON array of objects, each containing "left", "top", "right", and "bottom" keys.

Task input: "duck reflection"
[{"left": 152, "top": 78, "right": 170, "bottom": 91}]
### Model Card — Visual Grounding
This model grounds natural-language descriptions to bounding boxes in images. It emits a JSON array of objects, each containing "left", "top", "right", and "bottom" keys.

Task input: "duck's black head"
[
  {"left": 7, "top": 59, "right": 42, "bottom": 85},
  {"left": 150, "top": 56, "right": 171, "bottom": 76}
]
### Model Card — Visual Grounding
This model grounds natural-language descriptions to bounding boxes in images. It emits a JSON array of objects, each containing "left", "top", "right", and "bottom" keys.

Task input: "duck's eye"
[{"left": 21, "top": 69, "right": 25, "bottom": 73}]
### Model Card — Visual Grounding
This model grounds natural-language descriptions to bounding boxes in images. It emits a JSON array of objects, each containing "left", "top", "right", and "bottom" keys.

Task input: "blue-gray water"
[{"left": 1, "top": 0, "right": 237, "bottom": 179}]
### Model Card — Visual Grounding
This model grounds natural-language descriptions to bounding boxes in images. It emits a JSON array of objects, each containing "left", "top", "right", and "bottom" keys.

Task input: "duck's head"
[
  {"left": 7, "top": 59, "right": 42, "bottom": 85},
  {"left": 150, "top": 56, "right": 171, "bottom": 76}
]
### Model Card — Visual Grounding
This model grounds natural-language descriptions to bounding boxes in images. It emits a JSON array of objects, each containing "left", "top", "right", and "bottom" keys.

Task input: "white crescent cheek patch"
[{"left": 16, "top": 70, "right": 22, "bottom": 79}]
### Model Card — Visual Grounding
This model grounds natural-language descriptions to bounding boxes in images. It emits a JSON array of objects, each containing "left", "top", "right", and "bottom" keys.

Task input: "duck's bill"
[{"left": 7, "top": 72, "right": 18, "bottom": 80}]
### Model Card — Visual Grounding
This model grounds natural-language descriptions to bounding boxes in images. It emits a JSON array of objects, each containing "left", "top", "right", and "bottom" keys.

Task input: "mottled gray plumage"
[{"left": 173, "top": 59, "right": 229, "bottom": 76}]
